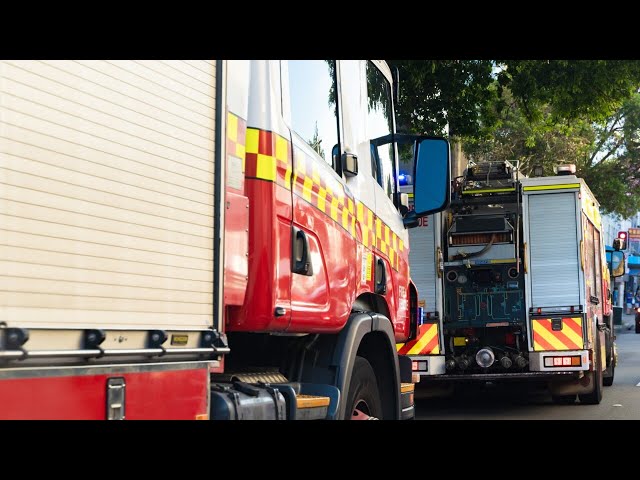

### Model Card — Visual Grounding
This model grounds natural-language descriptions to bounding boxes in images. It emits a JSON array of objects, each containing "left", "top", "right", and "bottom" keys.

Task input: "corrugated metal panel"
[
  {"left": 0, "top": 60, "right": 216, "bottom": 330},
  {"left": 528, "top": 193, "right": 580, "bottom": 307},
  {"left": 409, "top": 215, "right": 437, "bottom": 311}
]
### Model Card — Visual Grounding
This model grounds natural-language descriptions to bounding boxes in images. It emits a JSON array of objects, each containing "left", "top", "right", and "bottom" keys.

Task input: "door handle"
[
  {"left": 375, "top": 257, "right": 387, "bottom": 295},
  {"left": 292, "top": 226, "right": 313, "bottom": 276}
]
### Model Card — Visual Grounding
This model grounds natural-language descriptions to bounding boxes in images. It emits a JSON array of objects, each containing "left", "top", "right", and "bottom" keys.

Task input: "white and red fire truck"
[
  {"left": 0, "top": 60, "right": 449, "bottom": 419},
  {"left": 401, "top": 161, "right": 618, "bottom": 404}
]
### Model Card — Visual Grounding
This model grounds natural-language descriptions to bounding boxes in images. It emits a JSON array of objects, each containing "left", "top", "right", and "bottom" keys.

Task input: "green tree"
[
  {"left": 465, "top": 90, "right": 640, "bottom": 217},
  {"left": 392, "top": 60, "right": 640, "bottom": 216},
  {"left": 497, "top": 60, "right": 640, "bottom": 124},
  {"left": 307, "top": 122, "right": 325, "bottom": 159},
  {"left": 583, "top": 94, "right": 640, "bottom": 216},
  {"left": 392, "top": 60, "right": 640, "bottom": 139},
  {"left": 390, "top": 60, "right": 497, "bottom": 137}
]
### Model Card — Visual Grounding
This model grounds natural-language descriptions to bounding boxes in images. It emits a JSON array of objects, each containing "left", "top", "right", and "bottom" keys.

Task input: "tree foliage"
[
  {"left": 391, "top": 60, "right": 640, "bottom": 216},
  {"left": 390, "top": 60, "right": 497, "bottom": 137},
  {"left": 497, "top": 61, "right": 640, "bottom": 123},
  {"left": 466, "top": 90, "right": 640, "bottom": 217},
  {"left": 307, "top": 122, "right": 325, "bottom": 159}
]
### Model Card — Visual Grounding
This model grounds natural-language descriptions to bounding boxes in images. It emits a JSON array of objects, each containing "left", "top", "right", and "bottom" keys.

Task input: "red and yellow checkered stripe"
[
  {"left": 245, "top": 127, "right": 292, "bottom": 190},
  {"left": 241, "top": 124, "right": 405, "bottom": 272},
  {"left": 292, "top": 146, "right": 358, "bottom": 238},
  {"left": 532, "top": 317, "right": 584, "bottom": 351},
  {"left": 376, "top": 219, "right": 403, "bottom": 272},
  {"left": 356, "top": 201, "right": 375, "bottom": 248},
  {"left": 396, "top": 323, "right": 440, "bottom": 355},
  {"left": 227, "top": 111, "right": 247, "bottom": 171}
]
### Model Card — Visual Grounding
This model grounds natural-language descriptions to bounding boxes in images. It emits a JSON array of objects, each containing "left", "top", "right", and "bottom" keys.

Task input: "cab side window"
[
  {"left": 366, "top": 61, "right": 395, "bottom": 201},
  {"left": 288, "top": 60, "right": 340, "bottom": 169}
]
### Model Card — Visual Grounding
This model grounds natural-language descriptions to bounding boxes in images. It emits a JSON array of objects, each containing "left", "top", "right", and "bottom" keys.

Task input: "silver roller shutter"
[
  {"left": 409, "top": 214, "right": 437, "bottom": 311},
  {"left": 528, "top": 192, "right": 580, "bottom": 307}
]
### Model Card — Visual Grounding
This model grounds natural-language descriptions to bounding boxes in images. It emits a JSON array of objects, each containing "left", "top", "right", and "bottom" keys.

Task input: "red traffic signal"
[{"left": 616, "top": 231, "right": 628, "bottom": 250}]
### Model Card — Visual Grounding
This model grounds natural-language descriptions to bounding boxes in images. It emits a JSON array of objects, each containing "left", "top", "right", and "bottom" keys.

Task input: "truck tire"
[
  {"left": 345, "top": 356, "right": 383, "bottom": 420},
  {"left": 603, "top": 332, "right": 615, "bottom": 387},
  {"left": 551, "top": 394, "right": 576, "bottom": 405},
  {"left": 578, "top": 336, "right": 603, "bottom": 405}
]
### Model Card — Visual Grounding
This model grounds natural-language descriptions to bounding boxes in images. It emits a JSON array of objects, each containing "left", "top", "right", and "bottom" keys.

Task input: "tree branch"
[
  {"left": 588, "top": 113, "right": 624, "bottom": 165},
  {"left": 594, "top": 136, "right": 625, "bottom": 166}
]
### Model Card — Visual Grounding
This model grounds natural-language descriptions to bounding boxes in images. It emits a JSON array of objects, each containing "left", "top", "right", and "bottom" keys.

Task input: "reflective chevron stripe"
[
  {"left": 396, "top": 323, "right": 440, "bottom": 355},
  {"left": 532, "top": 316, "right": 584, "bottom": 351}
]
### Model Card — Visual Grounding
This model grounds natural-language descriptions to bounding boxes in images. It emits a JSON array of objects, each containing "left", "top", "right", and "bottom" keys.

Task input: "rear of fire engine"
[
  {"left": 521, "top": 166, "right": 616, "bottom": 404},
  {"left": 402, "top": 161, "right": 616, "bottom": 404},
  {"left": 0, "top": 60, "right": 450, "bottom": 419},
  {"left": 438, "top": 161, "right": 530, "bottom": 383}
]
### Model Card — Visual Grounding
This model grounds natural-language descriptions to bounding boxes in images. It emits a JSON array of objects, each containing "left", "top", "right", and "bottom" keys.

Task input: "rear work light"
[
  {"left": 543, "top": 355, "right": 582, "bottom": 368},
  {"left": 412, "top": 361, "right": 428, "bottom": 372}
]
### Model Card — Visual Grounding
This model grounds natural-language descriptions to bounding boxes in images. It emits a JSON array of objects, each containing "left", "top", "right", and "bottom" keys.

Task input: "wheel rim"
[{"left": 351, "top": 400, "right": 378, "bottom": 420}]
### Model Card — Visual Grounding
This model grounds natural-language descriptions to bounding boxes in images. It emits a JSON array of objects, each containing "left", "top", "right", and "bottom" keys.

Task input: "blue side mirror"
[{"left": 413, "top": 137, "right": 450, "bottom": 217}]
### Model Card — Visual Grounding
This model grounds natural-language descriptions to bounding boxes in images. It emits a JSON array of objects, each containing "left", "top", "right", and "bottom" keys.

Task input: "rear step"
[
  {"left": 295, "top": 394, "right": 331, "bottom": 420},
  {"left": 214, "top": 371, "right": 338, "bottom": 419},
  {"left": 401, "top": 383, "right": 415, "bottom": 394},
  {"left": 400, "top": 383, "right": 416, "bottom": 420}
]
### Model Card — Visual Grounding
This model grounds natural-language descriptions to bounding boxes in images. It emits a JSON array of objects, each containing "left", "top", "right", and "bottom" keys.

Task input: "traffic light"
[{"left": 614, "top": 231, "right": 628, "bottom": 251}]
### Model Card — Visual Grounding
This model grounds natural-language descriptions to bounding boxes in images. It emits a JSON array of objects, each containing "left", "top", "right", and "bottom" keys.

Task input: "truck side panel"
[
  {"left": 0, "top": 60, "right": 216, "bottom": 331},
  {"left": 0, "top": 364, "right": 209, "bottom": 420}
]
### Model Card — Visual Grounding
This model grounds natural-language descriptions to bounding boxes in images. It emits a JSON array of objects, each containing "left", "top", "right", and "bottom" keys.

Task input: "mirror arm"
[{"left": 403, "top": 211, "right": 419, "bottom": 229}]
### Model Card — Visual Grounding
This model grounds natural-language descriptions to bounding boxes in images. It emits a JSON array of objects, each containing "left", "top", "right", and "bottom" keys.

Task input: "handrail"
[{"left": 0, "top": 346, "right": 230, "bottom": 360}]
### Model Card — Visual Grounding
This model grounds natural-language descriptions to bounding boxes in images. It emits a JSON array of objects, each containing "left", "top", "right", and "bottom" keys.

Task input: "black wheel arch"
[{"left": 332, "top": 311, "right": 401, "bottom": 420}]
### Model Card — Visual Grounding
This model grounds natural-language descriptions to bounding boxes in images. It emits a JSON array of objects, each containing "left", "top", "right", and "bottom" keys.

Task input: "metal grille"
[{"left": 450, "top": 232, "right": 511, "bottom": 246}]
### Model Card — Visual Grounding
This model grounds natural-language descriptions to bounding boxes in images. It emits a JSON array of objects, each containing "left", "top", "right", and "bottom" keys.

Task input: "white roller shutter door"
[
  {"left": 409, "top": 215, "right": 437, "bottom": 311},
  {"left": 527, "top": 192, "right": 580, "bottom": 307},
  {"left": 0, "top": 60, "right": 217, "bottom": 330}
]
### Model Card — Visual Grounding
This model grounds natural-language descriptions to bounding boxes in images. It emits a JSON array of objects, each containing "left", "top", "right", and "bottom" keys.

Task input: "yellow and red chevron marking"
[
  {"left": 243, "top": 126, "right": 405, "bottom": 272},
  {"left": 356, "top": 201, "right": 376, "bottom": 248},
  {"left": 532, "top": 317, "right": 584, "bottom": 351},
  {"left": 292, "top": 146, "right": 358, "bottom": 238},
  {"left": 227, "top": 111, "right": 247, "bottom": 169},
  {"left": 375, "top": 219, "right": 403, "bottom": 272},
  {"left": 396, "top": 323, "right": 440, "bottom": 355},
  {"left": 245, "top": 127, "right": 292, "bottom": 190}
]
